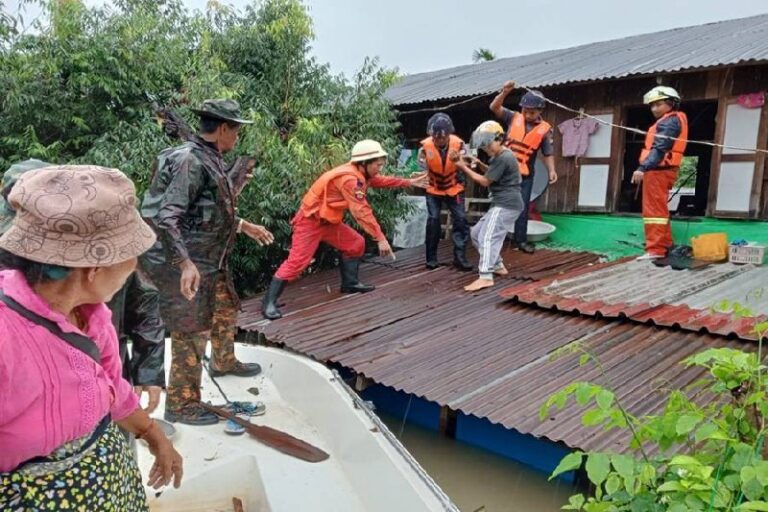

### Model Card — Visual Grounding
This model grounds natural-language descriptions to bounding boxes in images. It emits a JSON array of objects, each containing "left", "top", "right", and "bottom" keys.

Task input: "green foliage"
[
  {"left": 1, "top": 0, "right": 408, "bottom": 293},
  {"left": 472, "top": 48, "right": 496, "bottom": 63},
  {"left": 675, "top": 156, "right": 699, "bottom": 188},
  {"left": 542, "top": 317, "right": 768, "bottom": 511}
]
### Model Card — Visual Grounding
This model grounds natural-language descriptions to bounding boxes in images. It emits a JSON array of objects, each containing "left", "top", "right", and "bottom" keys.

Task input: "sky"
[{"left": 6, "top": 0, "right": 768, "bottom": 77}]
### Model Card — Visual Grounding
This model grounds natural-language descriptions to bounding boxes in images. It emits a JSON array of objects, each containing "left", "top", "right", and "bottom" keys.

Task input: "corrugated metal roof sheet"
[
  {"left": 465, "top": 321, "right": 744, "bottom": 453},
  {"left": 238, "top": 244, "right": 598, "bottom": 330},
  {"left": 237, "top": 244, "right": 747, "bottom": 453},
  {"left": 500, "top": 259, "right": 768, "bottom": 340},
  {"left": 385, "top": 14, "right": 768, "bottom": 105}
]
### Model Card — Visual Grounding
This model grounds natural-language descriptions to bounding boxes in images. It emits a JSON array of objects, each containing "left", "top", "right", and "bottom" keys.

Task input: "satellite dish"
[{"left": 530, "top": 155, "right": 550, "bottom": 202}]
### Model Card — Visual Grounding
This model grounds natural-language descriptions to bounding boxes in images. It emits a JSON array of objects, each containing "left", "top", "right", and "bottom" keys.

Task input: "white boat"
[{"left": 137, "top": 343, "right": 458, "bottom": 512}]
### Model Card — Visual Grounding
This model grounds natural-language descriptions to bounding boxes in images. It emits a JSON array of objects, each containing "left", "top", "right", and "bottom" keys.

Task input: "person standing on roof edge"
[
  {"left": 631, "top": 86, "right": 688, "bottom": 260},
  {"left": 261, "top": 140, "right": 429, "bottom": 320},
  {"left": 141, "top": 99, "right": 275, "bottom": 426},
  {"left": 417, "top": 113, "right": 472, "bottom": 271},
  {"left": 490, "top": 81, "right": 558, "bottom": 254},
  {"left": 451, "top": 121, "right": 524, "bottom": 292}
]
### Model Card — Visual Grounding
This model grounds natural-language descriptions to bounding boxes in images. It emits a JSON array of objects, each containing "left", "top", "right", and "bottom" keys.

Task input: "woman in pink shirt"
[{"left": 0, "top": 165, "right": 183, "bottom": 511}]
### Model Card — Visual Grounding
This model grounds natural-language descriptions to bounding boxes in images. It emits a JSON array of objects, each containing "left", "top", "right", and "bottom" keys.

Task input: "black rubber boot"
[
  {"left": 518, "top": 242, "right": 535, "bottom": 254},
  {"left": 262, "top": 277, "right": 286, "bottom": 320},
  {"left": 453, "top": 252, "right": 473, "bottom": 271},
  {"left": 340, "top": 258, "right": 375, "bottom": 293},
  {"left": 425, "top": 217, "right": 441, "bottom": 269}
]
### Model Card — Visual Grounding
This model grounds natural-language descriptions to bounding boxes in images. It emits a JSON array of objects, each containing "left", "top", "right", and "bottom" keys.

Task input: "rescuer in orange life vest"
[
  {"left": 490, "top": 81, "right": 558, "bottom": 254},
  {"left": 631, "top": 86, "right": 689, "bottom": 260},
  {"left": 417, "top": 113, "right": 473, "bottom": 270},
  {"left": 261, "top": 140, "right": 428, "bottom": 320}
]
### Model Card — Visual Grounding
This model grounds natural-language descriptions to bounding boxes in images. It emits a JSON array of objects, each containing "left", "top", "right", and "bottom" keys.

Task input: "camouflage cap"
[{"left": 191, "top": 99, "right": 253, "bottom": 125}]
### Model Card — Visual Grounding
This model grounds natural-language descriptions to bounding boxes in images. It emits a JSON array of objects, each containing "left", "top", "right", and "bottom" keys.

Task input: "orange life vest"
[
  {"left": 420, "top": 135, "right": 465, "bottom": 196},
  {"left": 639, "top": 111, "right": 689, "bottom": 170},
  {"left": 503, "top": 112, "right": 551, "bottom": 177},
  {"left": 300, "top": 163, "right": 366, "bottom": 224}
]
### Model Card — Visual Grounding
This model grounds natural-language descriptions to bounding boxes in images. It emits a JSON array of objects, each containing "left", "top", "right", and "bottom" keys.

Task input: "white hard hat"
[
  {"left": 643, "top": 86, "right": 681, "bottom": 105},
  {"left": 350, "top": 140, "right": 388, "bottom": 162}
]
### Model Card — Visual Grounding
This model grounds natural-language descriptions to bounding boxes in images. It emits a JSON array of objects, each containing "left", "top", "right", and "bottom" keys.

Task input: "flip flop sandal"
[
  {"left": 217, "top": 401, "right": 267, "bottom": 417},
  {"left": 224, "top": 414, "right": 250, "bottom": 436}
]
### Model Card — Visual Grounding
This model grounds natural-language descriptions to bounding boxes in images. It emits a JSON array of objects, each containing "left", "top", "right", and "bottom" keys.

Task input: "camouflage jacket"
[{"left": 140, "top": 136, "right": 240, "bottom": 333}]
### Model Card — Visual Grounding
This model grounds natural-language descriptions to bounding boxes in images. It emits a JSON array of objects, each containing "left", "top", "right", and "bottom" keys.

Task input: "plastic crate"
[{"left": 729, "top": 243, "right": 765, "bottom": 265}]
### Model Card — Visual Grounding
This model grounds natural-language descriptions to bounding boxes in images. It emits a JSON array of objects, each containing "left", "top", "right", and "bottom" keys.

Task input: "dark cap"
[
  {"left": 191, "top": 99, "right": 253, "bottom": 125},
  {"left": 427, "top": 113, "right": 455, "bottom": 136}
]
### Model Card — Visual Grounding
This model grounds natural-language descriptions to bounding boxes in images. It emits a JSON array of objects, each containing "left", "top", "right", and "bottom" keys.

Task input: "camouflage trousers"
[{"left": 166, "top": 273, "right": 239, "bottom": 412}]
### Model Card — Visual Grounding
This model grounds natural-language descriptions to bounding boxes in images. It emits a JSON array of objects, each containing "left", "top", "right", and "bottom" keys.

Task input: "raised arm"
[{"left": 490, "top": 81, "right": 516, "bottom": 118}]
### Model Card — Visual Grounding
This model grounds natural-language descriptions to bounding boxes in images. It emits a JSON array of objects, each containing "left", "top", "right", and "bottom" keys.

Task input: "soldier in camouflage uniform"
[{"left": 140, "top": 99, "right": 274, "bottom": 426}]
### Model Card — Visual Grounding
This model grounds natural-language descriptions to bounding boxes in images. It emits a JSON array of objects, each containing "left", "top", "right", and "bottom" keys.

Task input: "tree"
[
  {"left": 472, "top": 47, "right": 496, "bottom": 63},
  {"left": 0, "top": 0, "right": 410, "bottom": 294}
]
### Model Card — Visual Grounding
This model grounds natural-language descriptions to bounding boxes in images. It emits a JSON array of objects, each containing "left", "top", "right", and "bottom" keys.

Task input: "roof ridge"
[{"left": 402, "top": 13, "right": 768, "bottom": 81}]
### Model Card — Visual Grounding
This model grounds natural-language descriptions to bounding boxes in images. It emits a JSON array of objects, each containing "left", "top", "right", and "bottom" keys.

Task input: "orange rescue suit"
[
  {"left": 299, "top": 162, "right": 409, "bottom": 241},
  {"left": 503, "top": 112, "right": 551, "bottom": 176},
  {"left": 420, "top": 135, "right": 465, "bottom": 196},
  {"left": 638, "top": 110, "right": 689, "bottom": 256},
  {"left": 639, "top": 111, "right": 689, "bottom": 170}
]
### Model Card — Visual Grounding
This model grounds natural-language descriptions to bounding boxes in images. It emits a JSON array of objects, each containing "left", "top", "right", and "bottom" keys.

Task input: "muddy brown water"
[{"left": 381, "top": 415, "right": 573, "bottom": 512}]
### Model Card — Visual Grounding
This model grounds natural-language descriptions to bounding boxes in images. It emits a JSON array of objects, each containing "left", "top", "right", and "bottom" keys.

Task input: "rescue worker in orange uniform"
[
  {"left": 631, "top": 86, "right": 688, "bottom": 260},
  {"left": 490, "top": 81, "right": 558, "bottom": 254},
  {"left": 417, "top": 113, "right": 472, "bottom": 270},
  {"left": 261, "top": 140, "right": 428, "bottom": 319}
]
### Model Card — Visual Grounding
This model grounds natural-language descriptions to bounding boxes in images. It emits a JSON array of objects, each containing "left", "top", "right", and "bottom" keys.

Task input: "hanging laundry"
[
  {"left": 737, "top": 92, "right": 765, "bottom": 109},
  {"left": 558, "top": 116, "right": 599, "bottom": 157}
]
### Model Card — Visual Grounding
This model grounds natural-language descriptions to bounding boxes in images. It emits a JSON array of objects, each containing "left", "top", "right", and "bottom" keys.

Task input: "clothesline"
[{"left": 396, "top": 86, "right": 768, "bottom": 155}]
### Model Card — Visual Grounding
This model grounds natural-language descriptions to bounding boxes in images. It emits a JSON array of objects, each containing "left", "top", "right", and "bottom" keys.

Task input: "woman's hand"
[{"left": 146, "top": 430, "right": 183, "bottom": 489}]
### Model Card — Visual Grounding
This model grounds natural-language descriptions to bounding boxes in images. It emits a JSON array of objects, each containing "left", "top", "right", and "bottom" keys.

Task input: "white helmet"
[
  {"left": 470, "top": 120, "right": 505, "bottom": 149},
  {"left": 350, "top": 140, "right": 388, "bottom": 162},
  {"left": 643, "top": 86, "right": 681, "bottom": 105}
]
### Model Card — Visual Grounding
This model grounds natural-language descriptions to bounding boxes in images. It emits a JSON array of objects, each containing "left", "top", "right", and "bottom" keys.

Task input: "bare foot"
[{"left": 464, "top": 278, "right": 494, "bottom": 292}]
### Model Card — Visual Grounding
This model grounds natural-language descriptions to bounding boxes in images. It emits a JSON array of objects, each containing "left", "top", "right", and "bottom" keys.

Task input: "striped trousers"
[{"left": 470, "top": 206, "right": 521, "bottom": 279}]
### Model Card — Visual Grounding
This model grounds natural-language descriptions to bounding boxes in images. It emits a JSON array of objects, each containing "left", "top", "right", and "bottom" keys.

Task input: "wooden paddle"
[{"left": 201, "top": 403, "right": 330, "bottom": 463}]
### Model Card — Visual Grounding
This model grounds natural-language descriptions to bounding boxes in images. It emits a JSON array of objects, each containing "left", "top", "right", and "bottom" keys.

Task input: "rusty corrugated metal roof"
[
  {"left": 500, "top": 259, "right": 768, "bottom": 341},
  {"left": 385, "top": 14, "right": 768, "bottom": 105},
  {"left": 238, "top": 244, "right": 746, "bottom": 453},
  {"left": 472, "top": 320, "right": 744, "bottom": 453},
  {"left": 239, "top": 244, "right": 598, "bottom": 329}
]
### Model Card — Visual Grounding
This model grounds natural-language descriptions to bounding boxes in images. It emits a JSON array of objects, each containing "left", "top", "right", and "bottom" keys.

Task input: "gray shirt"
[{"left": 485, "top": 149, "right": 523, "bottom": 210}]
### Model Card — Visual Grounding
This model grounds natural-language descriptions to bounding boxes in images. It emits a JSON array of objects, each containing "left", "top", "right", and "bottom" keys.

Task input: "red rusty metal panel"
[{"left": 500, "top": 259, "right": 767, "bottom": 341}]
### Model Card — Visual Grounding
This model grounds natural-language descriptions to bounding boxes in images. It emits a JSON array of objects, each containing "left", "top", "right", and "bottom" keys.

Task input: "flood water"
[{"left": 381, "top": 415, "right": 573, "bottom": 512}]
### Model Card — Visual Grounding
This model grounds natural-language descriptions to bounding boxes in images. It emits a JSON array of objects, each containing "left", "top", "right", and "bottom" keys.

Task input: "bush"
[
  {"left": 542, "top": 318, "right": 768, "bottom": 511},
  {"left": 1, "top": 0, "right": 409, "bottom": 294}
]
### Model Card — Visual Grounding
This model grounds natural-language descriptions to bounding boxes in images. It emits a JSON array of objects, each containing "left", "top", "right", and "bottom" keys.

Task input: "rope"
[
  {"left": 396, "top": 93, "right": 495, "bottom": 115},
  {"left": 396, "top": 86, "right": 768, "bottom": 155}
]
